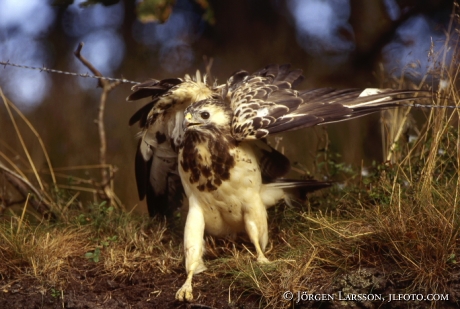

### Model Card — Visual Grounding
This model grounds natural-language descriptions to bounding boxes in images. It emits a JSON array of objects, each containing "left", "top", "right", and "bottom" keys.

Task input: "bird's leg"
[
  {"left": 243, "top": 200, "right": 269, "bottom": 263},
  {"left": 175, "top": 195, "right": 207, "bottom": 301}
]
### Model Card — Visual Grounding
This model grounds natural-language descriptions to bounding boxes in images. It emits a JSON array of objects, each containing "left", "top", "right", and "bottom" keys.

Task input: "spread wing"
[
  {"left": 128, "top": 77, "right": 187, "bottom": 217},
  {"left": 128, "top": 74, "right": 217, "bottom": 217},
  {"left": 228, "top": 69, "right": 431, "bottom": 141},
  {"left": 263, "top": 88, "right": 432, "bottom": 135}
]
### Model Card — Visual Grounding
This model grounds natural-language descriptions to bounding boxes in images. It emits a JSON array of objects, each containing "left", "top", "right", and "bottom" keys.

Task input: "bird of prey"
[
  {"left": 128, "top": 65, "right": 326, "bottom": 217},
  {"left": 175, "top": 65, "right": 432, "bottom": 301}
]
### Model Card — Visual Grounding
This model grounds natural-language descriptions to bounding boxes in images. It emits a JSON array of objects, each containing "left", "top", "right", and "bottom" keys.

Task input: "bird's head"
[{"left": 183, "top": 99, "right": 233, "bottom": 132}]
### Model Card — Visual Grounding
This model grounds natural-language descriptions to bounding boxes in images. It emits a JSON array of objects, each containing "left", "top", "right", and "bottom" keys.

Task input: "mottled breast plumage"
[{"left": 180, "top": 128, "right": 237, "bottom": 192}]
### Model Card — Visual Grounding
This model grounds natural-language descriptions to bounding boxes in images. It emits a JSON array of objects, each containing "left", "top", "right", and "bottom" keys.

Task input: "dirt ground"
[
  {"left": 0, "top": 256, "right": 239, "bottom": 309},
  {"left": 2, "top": 256, "right": 459, "bottom": 309},
  {"left": 0, "top": 248, "right": 286, "bottom": 309}
]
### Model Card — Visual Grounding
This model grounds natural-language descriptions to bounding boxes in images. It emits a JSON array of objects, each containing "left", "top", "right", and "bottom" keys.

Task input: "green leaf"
[{"left": 136, "top": 0, "right": 176, "bottom": 23}]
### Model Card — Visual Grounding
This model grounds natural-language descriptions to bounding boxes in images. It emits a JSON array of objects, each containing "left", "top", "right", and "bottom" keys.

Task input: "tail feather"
[
  {"left": 261, "top": 179, "right": 331, "bottom": 209},
  {"left": 263, "top": 178, "right": 332, "bottom": 190}
]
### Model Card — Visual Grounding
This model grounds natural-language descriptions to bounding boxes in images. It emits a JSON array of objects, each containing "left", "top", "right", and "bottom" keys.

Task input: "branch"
[
  {"left": 73, "top": 42, "right": 122, "bottom": 209},
  {"left": 0, "top": 161, "right": 55, "bottom": 220}
]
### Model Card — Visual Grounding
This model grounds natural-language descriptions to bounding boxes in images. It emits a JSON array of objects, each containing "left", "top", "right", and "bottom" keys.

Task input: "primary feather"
[{"left": 227, "top": 74, "right": 432, "bottom": 140}]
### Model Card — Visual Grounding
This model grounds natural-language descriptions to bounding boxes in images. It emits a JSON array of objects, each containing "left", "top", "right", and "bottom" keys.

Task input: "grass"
[{"left": 1, "top": 34, "right": 460, "bottom": 309}]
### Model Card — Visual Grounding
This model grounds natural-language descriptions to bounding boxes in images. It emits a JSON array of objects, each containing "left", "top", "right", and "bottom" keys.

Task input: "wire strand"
[
  {"left": 1, "top": 60, "right": 459, "bottom": 110},
  {"left": 0, "top": 60, "right": 140, "bottom": 85}
]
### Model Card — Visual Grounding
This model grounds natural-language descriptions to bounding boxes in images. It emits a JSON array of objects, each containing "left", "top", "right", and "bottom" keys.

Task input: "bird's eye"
[{"left": 201, "top": 111, "right": 210, "bottom": 119}]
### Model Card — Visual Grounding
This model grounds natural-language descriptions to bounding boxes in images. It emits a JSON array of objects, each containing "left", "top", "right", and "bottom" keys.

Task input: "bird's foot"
[
  {"left": 175, "top": 282, "right": 193, "bottom": 301},
  {"left": 257, "top": 255, "right": 269, "bottom": 264}
]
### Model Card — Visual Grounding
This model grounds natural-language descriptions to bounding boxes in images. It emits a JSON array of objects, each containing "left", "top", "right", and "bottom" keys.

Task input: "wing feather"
[
  {"left": 127, "top": 78, "right": 183, "bottom": 101},
  {"left": 128, "top": 75, "right": 215, "bottom": 217},
  {"left": 266, "top": 89, "right": 432, "bottom": 134},
  {"left": 228, "top": 64, "right": 305, "bottom": 140},
  {"left": 129, "top": 101, "right": 156, "bottom": 127},
  {"left": 230, "top": 76, "right": 431, "bottom": 140},
  {"left": 251, "top": 139, "right": 291, "bottom": 180}
]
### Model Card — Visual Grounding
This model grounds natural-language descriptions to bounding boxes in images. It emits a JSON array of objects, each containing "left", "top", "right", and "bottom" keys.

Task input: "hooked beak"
[{"left": 183, "top": 112, "right": 201, "bottom": 130}]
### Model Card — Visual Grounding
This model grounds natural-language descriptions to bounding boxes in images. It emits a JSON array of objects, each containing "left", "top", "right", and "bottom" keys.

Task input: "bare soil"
[
  {"left": 2, "top": 256, "right": 459, "bottom": 309},
  {"left": 0, "top": 250, "right": 271, "bottom": 309}
]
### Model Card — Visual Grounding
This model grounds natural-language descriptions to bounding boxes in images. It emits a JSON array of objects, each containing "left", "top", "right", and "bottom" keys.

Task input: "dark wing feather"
[
  {"left": 228, "top": 65, "right": 306, "bottom": 140},
  {"left": 148, "top": 154, "right": 184, "bottom": 217},
  {"left": 134, "top": 139, "right": 149, "bottom": 201},
  {"left": 226, "top": 70, "right": 249, "bottom": 93},
  {"left": 134, "top": 139, "right": 184, "bottom": 217},
  {"left": 271, "top": 63, "right": 304, "bottom": 87},
  {"left": 128, "top": 78, "right": 185, "bottom": 127},
  {"left": 225, "top": 64, "right": 303, "bottom": 99},
  {"left": 251, "top": 63, "right": 304, "bottom": 87},
  {"left": 230, "top": 82, "right": 431, "bottom": 140},
  {"left": 266, "top": 89, "right": 432, "bottom": 135},
  {"left": 251, "top": 139, "right": 291, "bottom": 180},
  {"left": 127, "top": 78, "right": 183, "bottom": 101},
  {"left": 129, "top": 77, "right": 187, "bottom": 217},
  {"left": 147, "top": 154, "right": 184, "bottom": 218},
  {"left": 129, "top": 101, "right": 155, "bottom": 127}
]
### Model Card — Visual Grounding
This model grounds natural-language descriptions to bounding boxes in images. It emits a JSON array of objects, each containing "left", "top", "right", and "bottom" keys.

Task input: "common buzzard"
[{"left": 175, "top": 65, "right": 431, "bottom": 301}]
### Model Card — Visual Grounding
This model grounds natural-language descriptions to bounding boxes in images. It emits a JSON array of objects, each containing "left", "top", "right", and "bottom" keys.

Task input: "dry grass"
[{"left": 0, "top": 203, "right": 182, "bottom": 293}]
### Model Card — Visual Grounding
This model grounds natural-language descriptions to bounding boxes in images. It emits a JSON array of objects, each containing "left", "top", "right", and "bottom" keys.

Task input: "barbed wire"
[
  {"left": 0, "top": 60, "right": 140, "bottom": 85},
  {"left": 0, "top": 59, "right": 459, "bottom": 110},
  {"left": 412, "top": 103, "right": 458, "bottom": 109}
]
